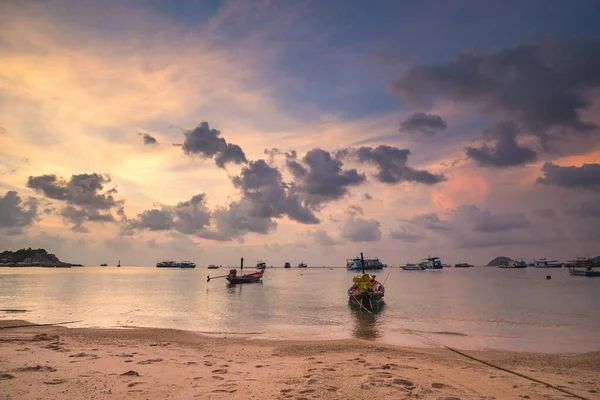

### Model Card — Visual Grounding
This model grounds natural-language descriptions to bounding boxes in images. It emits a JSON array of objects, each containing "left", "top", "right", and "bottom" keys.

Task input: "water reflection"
[{"left": 349, "top": 302, "right": 386, "bottom": 340}]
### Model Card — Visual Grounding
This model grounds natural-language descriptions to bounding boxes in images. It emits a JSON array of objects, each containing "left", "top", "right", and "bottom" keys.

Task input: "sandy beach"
[{"left": 0, "top": 321, "right": 598, "bottom": 399}]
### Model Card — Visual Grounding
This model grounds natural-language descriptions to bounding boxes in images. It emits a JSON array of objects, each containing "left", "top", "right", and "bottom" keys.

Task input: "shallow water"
[{"left": 1, "top": 266, "right": 599, "bottom": 353}]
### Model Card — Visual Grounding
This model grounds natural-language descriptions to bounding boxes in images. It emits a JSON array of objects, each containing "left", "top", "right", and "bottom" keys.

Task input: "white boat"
[
  {"left": 401, "top": 263, "right": 424, "bottom": 270},
  {"left": 534, "top": 258, "right": 562, "bottom": 268},
  {"left": 346, "top": 257, "right": 386, "bottom": 270},
  {"left": 419, "top": 256, "right": 443, "bottom": 269}
]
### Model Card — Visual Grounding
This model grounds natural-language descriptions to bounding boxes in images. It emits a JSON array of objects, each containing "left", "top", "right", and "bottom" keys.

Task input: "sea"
[{"left": 1, "top": 266, "right": 599, "bottom": 353}]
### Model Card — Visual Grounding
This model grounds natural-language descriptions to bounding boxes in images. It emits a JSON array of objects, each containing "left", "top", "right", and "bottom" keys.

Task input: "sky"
[{"left": 1, "top": 0, "right": 600, "bottom": 266}]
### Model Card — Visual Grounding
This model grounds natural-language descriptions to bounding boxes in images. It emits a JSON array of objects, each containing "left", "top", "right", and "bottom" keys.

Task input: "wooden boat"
[
  {"left": 226, "top": 269, "right": 264, "bottom": 284},
  {"left": 401, "top": 263, "right": 424, "bottom": 270},
  {"left": 569, "top": 268, "right": 600, "bottom": 277},
  {"left": 256, "top": 261, "right": 266, "bottom": 270},
  {"left": 347, "top": 253, "right": 385, "bottom": 309}
]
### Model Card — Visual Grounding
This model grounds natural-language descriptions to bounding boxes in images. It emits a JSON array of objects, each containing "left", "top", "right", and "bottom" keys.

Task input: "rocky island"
[{"left": 0, "top": 248, "right": 82, "bottom": 267}]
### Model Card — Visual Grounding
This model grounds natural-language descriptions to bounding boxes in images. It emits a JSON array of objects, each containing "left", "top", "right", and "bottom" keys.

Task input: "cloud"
[
  {"left": 400, "top": 112, "right": 447, "bottom": 140},
  {"left": 124, "top": 193, "right": 211, "bottom": 235},
  {"left": 27, "top": 173, "right": 122, "bottom": 232},
  {"left": 182, "top": 122, "right": 247, "bottom": 168},
  {"left": 140, "top": 133, "right": 157, "bottom": 145},
  {"left": 411, "top": 213, "right": 450, "bottom": 231},
  {"left": 27, "top": 173, "right": 120, "bottom": 210},
  {"left": 536, "top": 162, "right": 600, "bottom": 191},
  {"left": 363, "top": 193, "right": 373, "bottom": 200},
  {"left": 287, "top": 148, "right": 366, "bottom": 207},
  {"left": 340, "top": 216, "right": 382, "bottom": 242},
  {"left": 393, "top": 37, "right": 600, "bottom": 151},
  {"left": 536, "top": 209, "right": 556, "bottom": 219},
  {"left": 566, "top": 199, "right": 600, "bottom": 219},
  {"left": 465, "top": 122, "right": 537, "bottom": 168},
  {"left": 453, "top": 204, "right": 531, "bottom": 232},
  {"left": 346, "top": 205, "right": 364, "bottom": 217},
  {"left": 0, "top": 190, "right": 38, "bottom": 231},
  {"left": 309, "top": 230, "right": 341, "bottom": 246},
  {"left": 355, "top": 145, "right": 445, "bottom": 184},
  {"left": 389, "top": 225, "right": 425, "bottom": 242}
]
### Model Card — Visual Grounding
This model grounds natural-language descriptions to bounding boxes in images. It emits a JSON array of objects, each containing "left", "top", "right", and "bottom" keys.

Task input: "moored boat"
[
  {"left": 284, "top": 262, "right": 291, "bottom": 268},
  {"left": 401, "top": 263, "right": 424, "bottom": 270},
  {"left": 569, "top": 268, "right": 600, "bottom": 277},
  {"left": 499, "top": 259, "right": 527, "bottom": 268},
  {"left": 419, "top": 256, "right": 443, "bottom": 269},
  {"left": 256, "top": 261, "right": 267, "bottom": 270},
  {"left": 346, "top": 257, "right": 386, "bottom": 270},
  {"left": 226, "top": 269, "right": 264, "bottom": 284},
  {"left": 454, "top": 263, "right": 474, "bottom": 268},
  {"left": 298, "top": 262, "right": 307, "bottom": 268},
  {"left": 534, "top": 258, "right": 562, "bottom": 268},
  {"left": 207, "top": 264, "right": 221, "bottom": 269},
  {"left": 156, "top": 260, "right": 196, "bottom": 268},
  {"left": 100, "top": 263, "right": 108, "bottom": 266}
]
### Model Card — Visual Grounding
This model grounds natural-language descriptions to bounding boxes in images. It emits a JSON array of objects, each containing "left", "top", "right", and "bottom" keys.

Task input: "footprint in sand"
[
  {"left": 0, "top": 374, "right": 15, "bottom": 380},
  {"left": 69, "top": 352, "right": 99, "bottom": 360},
  {"left": 115, "top": 353, "right": 134, "bottom": 358},
  {"left": 137, "top": 358, "right": 163, "bottom": 365},
  {"left": 12, "top": 365, "right": 57, "bottom": 372},
  {"left": 212, "top": 376, "right": 225, "bottom": 380},
  {"left": 120, "top": 371, "right": 140, "bottom": 377},
  {"left": 127, "top": 382, "right": 145, "bottom": 388},
  {"left": 432, "top": 382, "right": 448, "bottom": 389},
  {"left": 15, "top": 348, "right": 30, "bottom": 352},
  {"left": 44, "top": 379, "right": 68, "bottom": 385},
  {"left": 212, "top": 369, "right": 228, "bottom": 374}
]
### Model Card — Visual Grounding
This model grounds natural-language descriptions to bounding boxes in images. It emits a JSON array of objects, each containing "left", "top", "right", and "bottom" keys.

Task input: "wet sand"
[{"left": 0, "top": 320, "right": 598, "bottom": 399}]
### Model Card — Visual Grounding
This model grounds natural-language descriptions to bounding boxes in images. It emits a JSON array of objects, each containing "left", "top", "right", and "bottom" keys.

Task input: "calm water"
[{"left": 1, "top": 266, "right": 599, "bottom": 353}]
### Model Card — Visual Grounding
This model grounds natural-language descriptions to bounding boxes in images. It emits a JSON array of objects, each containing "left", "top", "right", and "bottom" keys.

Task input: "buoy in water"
[{"left": 546, "top": 275, "right": 551, "bottom": 280}]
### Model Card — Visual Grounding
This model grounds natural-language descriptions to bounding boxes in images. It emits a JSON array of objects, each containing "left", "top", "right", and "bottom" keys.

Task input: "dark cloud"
[
  {"left": 27, "top": 173, "right": 122, "bottom": 232},
  {"left": 411, "top": 213, "right": 450, "bottom": 231},
  {"left": 125, "top": 194, "right": 211, "bottom": 235},
  {"left": 465, "top": 122, "right": 537, "bottom": 168},
  {"left": 389, "top": 225, "right": 425, "bottom": 242},
  {"left": 355, "top": 145, "right": 445, "bottom": 185},
  {"left": 27, "top": 173, "right": 120, "bottom": 210},
  {"left": 536, "top": 162, "right": 600, "bottom": 191},
  {"left": 400, "top": 112, "right": 447, "bottom": 140},
  {"left": 0, "top": 191, "right": 38, "bottom": 230},
  {"left": 393, "top": 37, "right": 600, "bottom": 150},
  {"left": 340, "top": 216, "right": 382, "bottom": 242},
  {"left": 363, "top": 193, "right": 373, "bottom": 200},
  {"left": 140, "top": 133, "right": 157, "bottom": 145},
  {"left": 287, "top": 149, "right": 366, "bottom": 207},
  {"left": 182, "top": 122, "right": 247, "bottom": 168}
]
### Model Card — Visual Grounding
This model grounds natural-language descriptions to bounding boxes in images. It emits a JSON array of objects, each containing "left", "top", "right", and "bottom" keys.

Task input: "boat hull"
[
  {"left": 570, "top": 268, "right": 600, "bottom": 277},
  {"left": 226, "top": 271, "right": 264, "bottom": 284},
  {"left": 401, "top": 266, "right": 424, "bottom": 270},
  {"left": 207, "top": 266, "right": 220, "bottom": 269}
]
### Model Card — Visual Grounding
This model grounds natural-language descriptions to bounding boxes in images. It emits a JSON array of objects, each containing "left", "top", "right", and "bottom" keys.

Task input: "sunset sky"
[{"left": 1, "top": 0, "right": 599, "bottom": 266}]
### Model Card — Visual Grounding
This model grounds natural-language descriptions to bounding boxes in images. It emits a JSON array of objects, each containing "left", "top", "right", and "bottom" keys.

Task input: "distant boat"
[
  {"left": 117, "top": 260, "right": 121, "bottom": 268},
  {"left": 156, "top": 260, "right": 196, "bottom": 268},
  {"left": 100, "top": 263, "right": 108, "bottom": 267},
  {"left": 534, "top": 258, "right": 562, "bottom": 268},
  {"left": 256, "top": 261, "right": 267, "bottom": 270},
  {"left": 419, "top": 256, "right": 443, "bottom": 269},
  {"left": 346, "top": 256, "right": 386, "bottom": 270},
  {"left": 207, "top": 265, "right": 221, "bottom": 269},
  {"left": 500, "top": 259, "right": 527, "bottom": 268},
  {"left": 569, "top": 268, "right": 600, "bottom": 277},
  {"left": 401, "top": 263, "right": 424, "bottom": 270},
  {"left": 454, "top": 263, "right": 474, "bottom": 268},
  {"left": 298, "top": 262, "right": 307, "bottom": 268},
  {"left": 284, "top": 262, "right": 291, "bottom": 268}
]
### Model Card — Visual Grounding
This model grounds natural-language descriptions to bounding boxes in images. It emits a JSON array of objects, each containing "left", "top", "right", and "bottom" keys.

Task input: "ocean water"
[{"left": 1, "top": 266, "right": 599, "bottom": 353}]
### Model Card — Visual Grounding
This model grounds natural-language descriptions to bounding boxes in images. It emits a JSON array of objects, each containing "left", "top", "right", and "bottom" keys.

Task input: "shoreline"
[{"left": 1, "top": 321, "right": 598, "bottom": 399}]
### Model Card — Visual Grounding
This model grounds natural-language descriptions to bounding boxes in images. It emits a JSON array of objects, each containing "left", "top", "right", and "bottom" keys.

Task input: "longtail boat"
[
  {"left": 347, "top": 253, "right": 385, "bottom": 309},
  {"left": 226, "top": 269, "right": 264, "bottom": 284}
]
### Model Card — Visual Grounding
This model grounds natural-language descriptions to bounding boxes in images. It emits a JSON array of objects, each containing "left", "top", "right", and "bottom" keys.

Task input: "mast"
[
  {"left": 241, "top": 257, "right": 243, "bottom": 271},
  {"left": 360, "top": 252, "right": 365, "bottom": 274}
]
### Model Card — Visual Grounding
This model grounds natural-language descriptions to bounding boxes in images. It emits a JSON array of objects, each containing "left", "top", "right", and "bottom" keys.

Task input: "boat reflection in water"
[{"left": 348, "top": 302, "right": 386, "bottom": 340}]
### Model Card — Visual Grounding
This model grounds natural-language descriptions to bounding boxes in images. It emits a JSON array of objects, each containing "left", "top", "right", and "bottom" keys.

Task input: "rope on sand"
[
  {"left": 406, "top": 329, "right": 590, "bottom": 400},
  {"left": 0, "top": 320, "right": 83, "bottom": 330}
]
